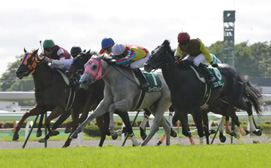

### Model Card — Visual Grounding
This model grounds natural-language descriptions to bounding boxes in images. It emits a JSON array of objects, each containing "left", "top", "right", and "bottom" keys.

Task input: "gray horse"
[{"left": 71, "top": 54, "right": 172, "bottom": 146}]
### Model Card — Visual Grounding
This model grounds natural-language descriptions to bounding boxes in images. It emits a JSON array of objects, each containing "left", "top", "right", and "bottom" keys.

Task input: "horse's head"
[
  {"left": 16, "top": 48, "right": 43, "bottom": 79},
  {"left": 65, "top": 50, "right": 96, "bottom": 79},
  {"left": 79, "top": 55, "right": 108, "bottom": 90},
  {"left": 144, "top": 40, "right": 174, "bottom": 72}
]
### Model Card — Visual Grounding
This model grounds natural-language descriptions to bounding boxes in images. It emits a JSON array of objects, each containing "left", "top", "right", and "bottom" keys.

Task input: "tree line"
[{"left": 1, "top": 41, "right": 271, "bottom": 91}]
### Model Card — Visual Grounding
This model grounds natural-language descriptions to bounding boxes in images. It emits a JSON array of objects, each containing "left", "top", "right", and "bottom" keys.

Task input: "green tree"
[
  {"left": 0, "top": 55, "right": 34, "bottom": 91},
  {"left": 208, "top": 41, "right": 224, "bottom": 60}
]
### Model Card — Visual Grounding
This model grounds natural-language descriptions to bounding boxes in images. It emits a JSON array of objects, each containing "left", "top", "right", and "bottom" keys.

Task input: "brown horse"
[{"left": 13, "top": 49, "right": 71, "bottom": 141}]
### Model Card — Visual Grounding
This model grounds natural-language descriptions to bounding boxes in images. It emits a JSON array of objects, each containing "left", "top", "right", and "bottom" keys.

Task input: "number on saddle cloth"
[
  {"left": 193, "top": 66, "right": 225, "bottom": 88},
  {"left": 139, "top": 71, "right": 162, "bottom": 92},
  {"left": 207, "top": 66, "right": 225, "bottom": 88}
]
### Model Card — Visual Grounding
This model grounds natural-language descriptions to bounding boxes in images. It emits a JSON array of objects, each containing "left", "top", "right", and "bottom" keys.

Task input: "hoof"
[
  {"left": 170, "top": 129, "right": 177, "bottom": 137},
  {"left": 36, "top": 130, "right": 42, "bottom": 137},
  {"left": 72, "top": 133, "right": 78, "bottom": 139},
  {"left": 12, "top": 134, "right": 19, "bottom": 141},
  {"left": 156, "top": 141, "right": 162, "bottom": 146},
  {"left": 64, "top": 127, "right": 71, "bottom": 133},
  {"left": 71, "top": 133, "right": 78, "bottom": 139},
  {"left": 219, "top": 133, "right": 226, "bottom": 143},
  {"left": 209, "top": 129, "right": 216, "bottom": 134},
  {"left": 245, "top": 129, "right": 250, "bottom": 135},
  {"left": 52, "top": 130, "right": 60, "bottom": 136},
  {"left": 140, "top": 128, "right": 147, "bottom": 140},
  {"left": 38, "top": 137, "right": 47, "bottom": 143},
  {"left": 253, "top": 129, "right": 262, "bottom": 136},
  {"left": 111, "top": 132, "right": 118, "bottom": 140}
]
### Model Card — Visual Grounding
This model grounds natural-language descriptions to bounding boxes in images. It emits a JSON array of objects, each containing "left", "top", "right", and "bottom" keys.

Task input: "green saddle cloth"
[
  {"left": 143, "top": 71, "right": 162, "bottom": 92},
  {"left": 207, "top": 66, "right": 225, "bottom": 88}
]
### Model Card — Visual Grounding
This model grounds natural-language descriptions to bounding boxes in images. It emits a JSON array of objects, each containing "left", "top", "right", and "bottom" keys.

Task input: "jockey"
[
  {"left": 70, "top": 46, "right": 82, "bottom": 58},
  {"left": 175, "top": 32, "right": 216, "bottom": 83},
  {"left": 111, "top": 43, "right": 151, "bottom": 89},
  {"left": 99, "top": 37, "right": 115, "bottom": 55},
  {"left": 41, "top": 39, "right": 73, "bottom": 71}
]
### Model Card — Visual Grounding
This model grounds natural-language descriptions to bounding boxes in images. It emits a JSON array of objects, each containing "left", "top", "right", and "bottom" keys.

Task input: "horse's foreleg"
[
  {"left": 13, "top": 105, "right": 43, "bottom": 141},
  {"left": 179, "top": 111, "right": 194, "bottom": 145},
  {"left": 192, "top": 111, "right": 204, "bottom": 145},
  {"left": 108, "top": 99, "right": 129, "bottom": 137},
  {"left": 159, "top": 117, "right": 171, "bottom": 146},
  {"left": 72, "top": 101, "right": 110, "bottom": 137},
  {"left": 63, "top": 108, "right": 80, "bottom": 147}
]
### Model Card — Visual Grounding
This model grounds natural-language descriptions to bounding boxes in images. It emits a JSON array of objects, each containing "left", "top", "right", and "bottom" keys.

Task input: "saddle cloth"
[
  {"left": 190, "top": 65, "right": 225, "bottom": 88},
  {"left": 133, "top": 71, "right": 162, "bottom": 92}
]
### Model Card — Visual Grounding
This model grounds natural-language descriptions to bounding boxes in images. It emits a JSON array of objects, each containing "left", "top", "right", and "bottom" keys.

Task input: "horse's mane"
[{"left": 99, "top": 54, "right": 116, "bottom": 65}]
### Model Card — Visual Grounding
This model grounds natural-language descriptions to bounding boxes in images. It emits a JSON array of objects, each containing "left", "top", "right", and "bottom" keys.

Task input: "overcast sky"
[{"left": 0, "top": 0, "right": 270, "bottom": 77}]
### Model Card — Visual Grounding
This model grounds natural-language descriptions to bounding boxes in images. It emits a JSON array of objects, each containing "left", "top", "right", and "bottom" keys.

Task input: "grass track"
[{"left": 0, "top": 143, "right": 271, "bottom": 168}]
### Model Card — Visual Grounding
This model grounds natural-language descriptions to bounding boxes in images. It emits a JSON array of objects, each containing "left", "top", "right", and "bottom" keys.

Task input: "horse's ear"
[
  {"left": 33, "top": 49, "right": 39, "bottom": 55},
  {"left": 163, "top": 39, "right": 170, "bottom": 46},
  {"left": 24, "top": 48, "right": 27, "bottom": 53},
  {"left": 87, "top": 50, "right": 90, "bottom": 54}
]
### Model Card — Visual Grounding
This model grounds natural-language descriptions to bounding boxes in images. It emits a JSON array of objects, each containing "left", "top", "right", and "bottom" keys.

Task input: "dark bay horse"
[
  {"left": 71, "top": 55, "right": 172, "bottom": 146},
  {"left": 144, "top": 40, "right": 262, "bottom": 144},
  {"left": 14, "top": 49, "right": 72, "bottom": 141}
]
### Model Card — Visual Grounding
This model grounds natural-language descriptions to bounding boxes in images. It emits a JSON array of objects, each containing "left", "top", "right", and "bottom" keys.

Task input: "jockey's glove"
[{"left": 44, "top": 57, "right": 52, "bottom": 63}]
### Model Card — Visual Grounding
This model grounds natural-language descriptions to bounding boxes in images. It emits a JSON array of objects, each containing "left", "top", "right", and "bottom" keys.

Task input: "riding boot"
[
  {"left": 198, "top": 63, "right": 216, "bottom": 83},
  {"left": 134, "top": 68, "right": 149, "bottom": 90}
]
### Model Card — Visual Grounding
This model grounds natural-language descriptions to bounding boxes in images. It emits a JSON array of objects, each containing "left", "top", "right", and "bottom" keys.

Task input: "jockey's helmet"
[
  {"left": 43, "top": 39, "right": 55, "bottom": 49},
  {"left": 70, "top": 46, "right": 82, "bottom": 57},
  {"left": 112, "top": 44, "right": 126, "bottom": 56},
  {"left": 101, "top": 38, "right": 115, "bottom": 49},
  {"left": 178, "top": 32, "right": 190, "bottom": 43}
]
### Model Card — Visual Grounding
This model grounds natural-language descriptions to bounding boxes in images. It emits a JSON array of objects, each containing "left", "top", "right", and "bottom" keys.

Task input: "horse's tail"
[{"left": 242, "top": 76, "right": 262, "bottom": 115}]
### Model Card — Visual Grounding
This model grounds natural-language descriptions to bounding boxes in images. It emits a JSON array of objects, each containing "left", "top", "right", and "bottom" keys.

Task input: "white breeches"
[
  {"left": 130, "top": 53, "right": 151, "bottom": 69},
  {"left": 183, "top": 53, "right": 206, "bottom": 66}
]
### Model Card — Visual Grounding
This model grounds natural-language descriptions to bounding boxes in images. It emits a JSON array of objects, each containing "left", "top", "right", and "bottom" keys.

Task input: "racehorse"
[
  {"left": 71, "top": 54, "right": 172, "bottom": 146},
  {"left": 13, "top": 49, "right": 72, "bottom": 141},
  {"left": 63, "top": 51, "right": 139, "bottom": 147},
  {"left": 144, "top": 40, "right": 262, "bottom": 144},
  {"left": 65, "top": 51, "right": 177, "bottom": 146}
]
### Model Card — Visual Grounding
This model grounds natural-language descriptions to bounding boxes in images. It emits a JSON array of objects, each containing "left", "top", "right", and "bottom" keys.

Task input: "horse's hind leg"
[
  {"left": 36, "top": 114, "right": 44, "bottom": 137},
  {"left": 245, "top": 102, "right": 262, "bottom": 136},
  {"left": 13, "top": 105, "right": 44, "bottom": 141},
  {"left": 45, "top": 106, "right": 64, "bottom": 137}
]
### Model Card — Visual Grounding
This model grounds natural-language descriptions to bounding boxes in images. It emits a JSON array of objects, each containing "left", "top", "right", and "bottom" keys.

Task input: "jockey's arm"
[
  {"left": 199, "top": 42, "right": 213, "bottom": 64},
  {"left": 115, "top": 50, "right": 136, "bottom": 65},
  {"left": 51, "top": 57, "right": 65, "bottom": 65}
]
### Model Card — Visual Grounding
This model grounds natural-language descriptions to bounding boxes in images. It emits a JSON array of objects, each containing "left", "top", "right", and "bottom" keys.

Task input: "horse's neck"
[
  {"left": 32, "top": 63, "right": 54, "bottom": 90},
  {"left": 161, "top": 59, "right": 186, "bottom": 90},
  {"left": 103, "top": 65, "right": 133, "bottom": 87}
]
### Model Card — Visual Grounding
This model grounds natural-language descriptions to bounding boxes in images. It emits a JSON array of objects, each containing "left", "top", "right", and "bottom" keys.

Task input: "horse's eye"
[
  {"left": 27, "top": 57, "right": 33, "bottom": 64},
  {"left": 91, "top": 64, "right": 97, "bottom": 71}
]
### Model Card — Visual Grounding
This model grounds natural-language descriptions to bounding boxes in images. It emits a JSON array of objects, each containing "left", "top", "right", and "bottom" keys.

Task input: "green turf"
[{"left": 0, "top": 143, "right": 270, "bottom": 168}]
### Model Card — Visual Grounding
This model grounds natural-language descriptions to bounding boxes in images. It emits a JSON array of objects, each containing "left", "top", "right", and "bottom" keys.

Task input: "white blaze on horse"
[{"left": 71, "top": 54, "right": 172, "bottom": 146}]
